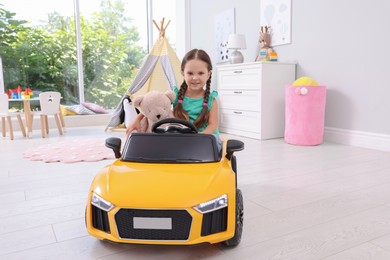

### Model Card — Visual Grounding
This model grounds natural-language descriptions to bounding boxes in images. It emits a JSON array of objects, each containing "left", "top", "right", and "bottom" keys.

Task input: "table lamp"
[{"left": 227, "top": 34, "right": 246, "bottom": 64}]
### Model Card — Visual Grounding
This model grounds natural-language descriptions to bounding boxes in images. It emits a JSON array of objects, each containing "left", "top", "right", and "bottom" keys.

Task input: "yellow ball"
[{"left": 292, "top": 77, "right": 318, "bottom": 86}]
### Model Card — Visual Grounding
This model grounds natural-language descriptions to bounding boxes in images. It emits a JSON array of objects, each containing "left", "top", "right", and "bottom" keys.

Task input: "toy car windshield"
[{"left": 121, "top": 133, "right": 220, "bottom": 163}]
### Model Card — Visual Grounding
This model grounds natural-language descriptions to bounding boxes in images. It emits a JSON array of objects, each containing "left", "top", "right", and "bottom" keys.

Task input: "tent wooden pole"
[
  {"left": 153, "top": 18, "right": 171, "bottom": 39},
  {"left": 153, "top": 20, "right": 160, "bottom": 31}
]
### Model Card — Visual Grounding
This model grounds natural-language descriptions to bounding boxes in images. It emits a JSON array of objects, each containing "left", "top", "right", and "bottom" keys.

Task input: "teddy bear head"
[
  {"left": 259, "top": 32, "right": 271, "bottom": 48},
  {"left": 132, "top": 90, "right": 175, "bottom": 123}
]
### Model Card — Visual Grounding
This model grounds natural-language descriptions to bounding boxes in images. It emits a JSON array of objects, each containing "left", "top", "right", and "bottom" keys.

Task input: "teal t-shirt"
[{"left": 173, "top": 86, "right": 220, "bottom": 136}]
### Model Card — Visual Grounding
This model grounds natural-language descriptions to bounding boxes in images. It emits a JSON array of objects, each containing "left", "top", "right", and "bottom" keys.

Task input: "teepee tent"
[{"left": 106, "top": 18, "right": 183, "bottom": 130}]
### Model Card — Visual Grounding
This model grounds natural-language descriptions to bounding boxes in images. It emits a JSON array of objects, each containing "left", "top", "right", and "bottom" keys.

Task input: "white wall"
[{"left": 188, "top": 0, "right": 390, "bottom": 150}]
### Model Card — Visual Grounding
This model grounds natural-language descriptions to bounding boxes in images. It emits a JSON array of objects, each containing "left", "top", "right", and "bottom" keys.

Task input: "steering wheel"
[{"left": 151, "top": 118, "right": 198, "bottom": 134}]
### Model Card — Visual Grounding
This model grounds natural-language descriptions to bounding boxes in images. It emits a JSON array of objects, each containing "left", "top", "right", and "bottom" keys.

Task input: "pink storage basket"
[{"left": 284, "top": 85, "right": 326, "bottom": 145}]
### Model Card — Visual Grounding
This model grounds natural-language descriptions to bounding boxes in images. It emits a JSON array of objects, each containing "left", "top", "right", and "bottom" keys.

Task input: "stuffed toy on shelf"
[{"left": 256, "top": 26, "right": 273, "bottom": 62}]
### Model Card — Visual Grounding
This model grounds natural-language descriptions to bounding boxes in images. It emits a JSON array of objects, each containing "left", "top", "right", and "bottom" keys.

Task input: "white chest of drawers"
[{"left": 216, "top": 62, "right": 296, "bottom": 140}]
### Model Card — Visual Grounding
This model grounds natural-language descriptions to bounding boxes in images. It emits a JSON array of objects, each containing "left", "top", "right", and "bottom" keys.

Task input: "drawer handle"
[
  {"left": 233, "top": 70, "right": 243, "bottom": 74},
  {"left": 233, "top": 111, "right": 243, "bottom": 115},
  {"left": 233, "top": 91, "right": 242, "bottom": 94}
]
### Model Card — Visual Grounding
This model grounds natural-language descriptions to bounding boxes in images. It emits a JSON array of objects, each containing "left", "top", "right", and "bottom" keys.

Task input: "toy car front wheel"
[{"left": 223, "top": 189, "right": 243, "bottom": 247}]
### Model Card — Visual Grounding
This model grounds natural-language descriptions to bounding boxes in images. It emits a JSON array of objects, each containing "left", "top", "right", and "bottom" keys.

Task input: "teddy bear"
[
  {"left": 132, "top": 90, "right": 176, "bottom": 133},
  {"left": 256, "top": 26, "right": 273, "bottom": 61}
]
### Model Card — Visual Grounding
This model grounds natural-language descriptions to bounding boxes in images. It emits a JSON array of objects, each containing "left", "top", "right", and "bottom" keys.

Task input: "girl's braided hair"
[{"left": 173, "top": 49, "right": 213, "bottom": 129}]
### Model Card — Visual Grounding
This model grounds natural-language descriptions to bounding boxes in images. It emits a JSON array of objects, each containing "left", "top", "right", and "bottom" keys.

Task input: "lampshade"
[
  {"left": 227, "top": 34, "right": 246, "bottom": 64},
  {"left": 227, "top": 34, "right": 247, "bottom": 50}
]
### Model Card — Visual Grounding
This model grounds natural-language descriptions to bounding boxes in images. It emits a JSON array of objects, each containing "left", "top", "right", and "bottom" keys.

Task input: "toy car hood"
[{"left": 91, "top": 160, "right": 234, "bottom": 208}]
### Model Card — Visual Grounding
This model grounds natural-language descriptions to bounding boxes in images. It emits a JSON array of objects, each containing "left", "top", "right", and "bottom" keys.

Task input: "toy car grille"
[
  {"left": 201, "top": 207, "right": 228, "bottom": 236},
  {"left": 115, "top": 209, "right": 192, "bottom": 240},
  {"left": 92, "top": 205, "right": 110, "bottom": 233}
]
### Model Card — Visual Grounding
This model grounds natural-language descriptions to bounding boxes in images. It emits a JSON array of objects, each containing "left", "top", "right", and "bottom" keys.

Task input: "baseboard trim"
[{"left": 324, "top": 127, "right": 390, "bottom": 152}]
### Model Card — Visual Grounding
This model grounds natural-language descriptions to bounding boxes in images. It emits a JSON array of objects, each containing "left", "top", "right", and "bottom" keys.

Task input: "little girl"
[{"left": 126, "top": 49, "right": 221, "bottom": 149}]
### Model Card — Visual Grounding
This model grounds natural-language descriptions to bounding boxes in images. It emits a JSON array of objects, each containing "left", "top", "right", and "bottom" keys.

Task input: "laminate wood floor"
[{"left": 2, "top": 126, "right": 390, "bottom": 260}]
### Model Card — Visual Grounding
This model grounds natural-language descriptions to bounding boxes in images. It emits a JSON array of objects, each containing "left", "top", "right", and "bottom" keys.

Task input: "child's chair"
[
  {"left": 38, "top": 91, "right": 63, "bottom": 138},
  {"left": 0, "top": 93, "right": 27, "bottom": 140}
]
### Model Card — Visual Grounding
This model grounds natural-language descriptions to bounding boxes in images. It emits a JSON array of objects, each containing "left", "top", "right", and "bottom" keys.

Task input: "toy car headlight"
[
  {"left": 194, "top": 194, "right": 228, "bottom": 214},
  {"left": 91, "top": 193, "right": 114, "bottom": 212}
]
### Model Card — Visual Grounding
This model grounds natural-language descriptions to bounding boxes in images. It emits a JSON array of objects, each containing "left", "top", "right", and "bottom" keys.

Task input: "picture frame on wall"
[
  {"left": 260, "top": 0, "right": 292, "bottom": 46},
  {"left": 214, "top": 8, "right": 235, "bottom": 63}
]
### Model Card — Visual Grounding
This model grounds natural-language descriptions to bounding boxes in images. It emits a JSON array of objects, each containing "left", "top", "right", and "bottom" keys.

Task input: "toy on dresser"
[{"left": 255, "top": 26, "right": 277, "bottom": 62}]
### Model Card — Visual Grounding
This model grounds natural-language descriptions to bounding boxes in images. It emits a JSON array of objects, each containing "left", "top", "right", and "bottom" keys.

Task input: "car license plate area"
[
  {"left": 133, "top": 217, "right": 172, "bottom": 230},
  {"left": 116, "top": 209, "right": 191, "bottom": 240}
]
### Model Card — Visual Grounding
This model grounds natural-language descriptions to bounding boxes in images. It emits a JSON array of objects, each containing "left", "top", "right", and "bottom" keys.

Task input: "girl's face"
[{"left": 182, "top": 59, "right": 211, "bottom": 93}]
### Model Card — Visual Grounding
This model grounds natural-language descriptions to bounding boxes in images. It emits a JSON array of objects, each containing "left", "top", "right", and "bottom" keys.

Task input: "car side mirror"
[
  {"left": 225, "top": 139, "right": 244, "bottom": 160},
  {"left": 105, "top": 137, "right": 122, "bottom": 158}
]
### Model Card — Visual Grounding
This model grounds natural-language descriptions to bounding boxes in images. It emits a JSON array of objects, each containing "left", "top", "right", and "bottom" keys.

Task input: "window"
[
  {"left": 1, "top": 0, "right": 78, "bottom": 107},
  {"left": 0, "top": 0, "right": 178, "bottom": 109},
  {"left": 78, "top": 0, "right": 149, "bottom": 108}
]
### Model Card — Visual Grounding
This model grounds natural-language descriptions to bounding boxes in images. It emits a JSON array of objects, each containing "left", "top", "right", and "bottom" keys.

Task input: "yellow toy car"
[{"left": 85, "top": 118, "right": 244, "bottom": 246}]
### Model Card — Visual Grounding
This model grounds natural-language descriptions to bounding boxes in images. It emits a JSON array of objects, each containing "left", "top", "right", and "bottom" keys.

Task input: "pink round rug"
[{"left": 23, "top": 138, "right": 117, "bottom": 163}]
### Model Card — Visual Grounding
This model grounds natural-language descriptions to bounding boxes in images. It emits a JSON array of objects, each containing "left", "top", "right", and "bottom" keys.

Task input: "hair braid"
[
  {"left": 173, "top": 81, "right": 189, "bottom": 121},
  {"left": 193, "top": 75, "right": 212, "bottom": 129}
]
